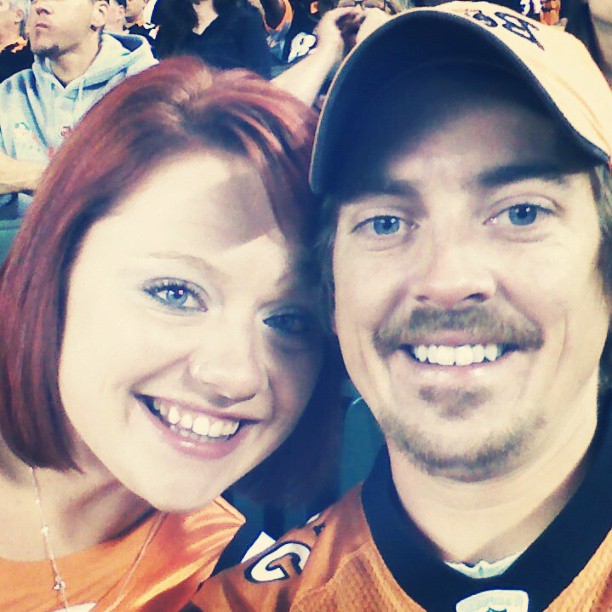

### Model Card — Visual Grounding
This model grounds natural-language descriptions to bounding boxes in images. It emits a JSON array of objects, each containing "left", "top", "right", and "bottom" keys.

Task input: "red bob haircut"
[{"left": 0, "top": 57, "right": 343, "bottom": 505}]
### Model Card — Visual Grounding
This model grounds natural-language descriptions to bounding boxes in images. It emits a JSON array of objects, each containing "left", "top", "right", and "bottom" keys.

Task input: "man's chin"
[
  {"left": 386, "top": 420, "right": 528, "bottom": 482},
  {"left": 31, "top": 45, "right": 59, "bottom": 60}
]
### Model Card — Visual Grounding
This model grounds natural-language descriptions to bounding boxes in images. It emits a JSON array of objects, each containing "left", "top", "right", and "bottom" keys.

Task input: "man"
[
  {"left": 0, "top": 0, "right": 156, "bottom": 215},
  {"left": 0, "top": 0, "right": 32, "bottom": 82},
  {"left": 125, "top": 0, "right": 156, "bottom": 47},
  {"left": 106, "top": 0, "right": 127, "bottom": 34},
  {"left": 194, "top": 2, "right": 611, "bottom": 610}
]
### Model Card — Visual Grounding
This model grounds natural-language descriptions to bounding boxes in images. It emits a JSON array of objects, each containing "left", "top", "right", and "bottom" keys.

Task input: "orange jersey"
[
  {"left": 1, "top": 497, "right": 244, "bottom": 611},
  {"left": 194, "top": 440, "right": 611, "bottom": 611}
]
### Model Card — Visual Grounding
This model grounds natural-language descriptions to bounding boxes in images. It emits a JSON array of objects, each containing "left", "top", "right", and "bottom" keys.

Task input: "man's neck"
[
  {"left": 126, "top": 13, "right": 144, "bottom": 27},
  {"left": 388, "top": 394, "right": 598, "bottom": 564},
  {"left": 48, "top": 34, "right": 101, "bottom": 86}
]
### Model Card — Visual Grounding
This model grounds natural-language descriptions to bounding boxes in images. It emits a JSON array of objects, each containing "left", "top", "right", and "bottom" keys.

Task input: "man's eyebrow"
[
  {"left": 477, "top": 164, "right": 572, "bottom": 188},
  {"left": 338, "top": 178, "right": 420, "bottom": 202}
]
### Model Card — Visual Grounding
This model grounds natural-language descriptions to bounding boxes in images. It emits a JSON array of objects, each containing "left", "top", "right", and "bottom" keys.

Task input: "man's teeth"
[
  {"left": 151, "top": 400, "right": 240, "bottom": 440},
  {"left": 411, "top": 343, "right": 502, "bottom": 366}
]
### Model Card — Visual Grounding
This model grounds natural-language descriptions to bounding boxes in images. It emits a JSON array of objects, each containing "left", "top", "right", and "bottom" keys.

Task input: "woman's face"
[{"left": 58, "top": 151, "right": 323, "bottom": 511}]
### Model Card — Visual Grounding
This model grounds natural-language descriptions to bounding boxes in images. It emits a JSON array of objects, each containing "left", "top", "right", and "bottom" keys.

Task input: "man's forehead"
[
  {"left": 332, "top": 66, "right": 594, "bottom": 202},
  {"left": 336, "top": 68, "right": 535, "bottom": 191}
]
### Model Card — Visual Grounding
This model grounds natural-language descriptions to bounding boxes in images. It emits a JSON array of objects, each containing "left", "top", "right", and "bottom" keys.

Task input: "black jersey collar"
[{"left": 362, "top": 399, "right": 611, "bottom": 611}]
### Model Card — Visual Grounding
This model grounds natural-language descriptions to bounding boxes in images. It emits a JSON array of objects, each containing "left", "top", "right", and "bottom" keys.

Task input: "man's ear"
[
  {"left": 91, "top": 0, "right": 110, "bottom": 31},
  {"left": 14, "top": 8, "right": 25, "bottom": 24}
]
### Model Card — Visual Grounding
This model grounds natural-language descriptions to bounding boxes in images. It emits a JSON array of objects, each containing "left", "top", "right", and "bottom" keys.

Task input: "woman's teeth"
[
  {"left": 410, "top": 343, "right": 503, "bottom": 366},
  {"left": 149, "top": 399, "right": 240, "bottom": 441}
]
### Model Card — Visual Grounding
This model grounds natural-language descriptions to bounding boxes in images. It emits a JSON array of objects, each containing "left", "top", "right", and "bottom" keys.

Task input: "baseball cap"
[{"left": 310, "top": 1, "right": 612, "bottom": 195}]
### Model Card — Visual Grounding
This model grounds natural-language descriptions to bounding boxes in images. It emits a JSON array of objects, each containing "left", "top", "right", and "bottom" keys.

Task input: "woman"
[
  {"left": 154, "top": 0, "right": 272, "bottom": 78},
  {"left": 0, "top": 57, "right": 341, "bottom": 610}
]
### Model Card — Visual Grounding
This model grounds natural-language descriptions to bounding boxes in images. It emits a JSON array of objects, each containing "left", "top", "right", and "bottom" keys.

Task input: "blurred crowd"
[
  {"left": 1, "top": 0, "right": 609, "bottom": 86},
  {"left": 0, "top": 0, "right": 609, "bottom": 218}
]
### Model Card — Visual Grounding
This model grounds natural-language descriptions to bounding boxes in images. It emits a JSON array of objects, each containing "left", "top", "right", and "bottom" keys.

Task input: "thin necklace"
[
  {"left": 30, "top": 467, "right": 167, "bottom": 609},
  {"left": 30, "top": 466, "right": 70, "bottom": 610}
]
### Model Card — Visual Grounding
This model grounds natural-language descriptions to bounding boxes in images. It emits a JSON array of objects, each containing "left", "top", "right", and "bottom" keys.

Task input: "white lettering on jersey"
[
  {"left": 245, "top": 541, "right": 311, "bottom": 583},
  {"left": 456, "top": 589, "right": 529, "bottom": 612}
]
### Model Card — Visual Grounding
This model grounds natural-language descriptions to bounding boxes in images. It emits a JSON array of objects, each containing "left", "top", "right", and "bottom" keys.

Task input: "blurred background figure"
[
  {"left": 106, "top": 0, "right": 128, "bottom": 34},
  {"left": 0, "top": 0, "right": 156, "bottom": 216},
  {"left": 403, "top": 0, "right": 561, "bottom": 23},
  {"left": 154, "top": 0, "right": 272, "bottom": 78},
  {"left": 565, "top": 0, "right": 611, "bottom": 85},
  {"left": 0, "top": 0, "right": 32, "bottom": 82},
  {"left": 125, "top": 0, "right": 157, "bottom": 47}
]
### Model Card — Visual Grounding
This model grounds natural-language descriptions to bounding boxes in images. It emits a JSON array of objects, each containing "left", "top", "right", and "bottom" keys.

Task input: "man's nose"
[{"left": 409, "top": 228, "right": 496, "bottom": 310}]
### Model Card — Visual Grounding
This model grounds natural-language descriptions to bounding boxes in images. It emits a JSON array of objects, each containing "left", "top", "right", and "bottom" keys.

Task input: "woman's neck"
[
  {"left": 192, "top": 0, "right": 218, "bottom": 34},
  {"left": 0, "top": 444, "right": 152, "bottom": 562}
]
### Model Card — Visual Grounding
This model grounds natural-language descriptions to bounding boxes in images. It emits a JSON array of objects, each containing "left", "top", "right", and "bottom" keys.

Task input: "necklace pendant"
[{"left": 53, "top": 577, "right": 66, "bottom": 592}]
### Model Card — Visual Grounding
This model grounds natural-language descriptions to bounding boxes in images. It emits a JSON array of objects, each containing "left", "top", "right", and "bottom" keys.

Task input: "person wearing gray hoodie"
[{"left": 0, "top": 0, "right": 156, "bottom": 215}]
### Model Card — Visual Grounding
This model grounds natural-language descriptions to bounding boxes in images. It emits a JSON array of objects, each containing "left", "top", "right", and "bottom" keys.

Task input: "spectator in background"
[
  {"left": 271, "top": 4, "right": 373, "bottom": 106},
  {"left": 402, "top": 0, "right": 561, "bottom": 23},
  {"left": 0, "top": 0, "right": 156, "bottom": 216},
  {"left": 154, "top": 0, "right": 272, "bottom": 78},
  {"left": 106, "top": 0, "right": 128, "bottom": 33},
  {"left": 485, "top": 0, "right": 561, "bottom": 23},
  {"left": 259, "top": 0, "right": 293, "bottom": 75},
  {"left": 0, "top": 0, "right": 32, "bottom": 82},
  {"left": 565, "top": 0, "right": 611, "bottom": 85},
  {"left": 125, "top": 0, "right": 157, "bottom": 46}
]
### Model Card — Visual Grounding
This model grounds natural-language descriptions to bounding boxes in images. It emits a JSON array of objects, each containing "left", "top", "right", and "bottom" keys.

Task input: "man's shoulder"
[{"left": 191, "top": 485, "right": 411, "bottom": 610}]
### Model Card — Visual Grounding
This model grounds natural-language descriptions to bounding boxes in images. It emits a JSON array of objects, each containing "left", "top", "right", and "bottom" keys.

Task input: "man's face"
[
  {"left": 0, "top": 0, "right": 22, "bottom": 39},
  {"left": 331, "top": 73, "right": 609, "bottom": 481},
  {"left": 124, "top": 0, "right": 147, "bottom": 23},
  {"left": 27, "top": 0, "right": 106, "bottom": 58}
]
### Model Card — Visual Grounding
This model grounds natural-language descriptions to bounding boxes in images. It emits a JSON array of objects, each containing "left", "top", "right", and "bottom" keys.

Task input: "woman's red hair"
[{"left": 0, "top": 57, "right": 342, "bottom": 504}]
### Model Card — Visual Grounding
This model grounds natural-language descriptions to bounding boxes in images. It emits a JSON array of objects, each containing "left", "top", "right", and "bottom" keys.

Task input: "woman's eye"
[
  {"left": 145, "top": 282, "right": 203, "bottom": 311},
  {"left": 264, "top": 312, "right": 316, "bottom": 337}
]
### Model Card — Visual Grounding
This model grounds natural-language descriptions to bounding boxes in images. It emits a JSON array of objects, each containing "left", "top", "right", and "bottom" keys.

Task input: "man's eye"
[
  {"left": 355, "top": 215, "right": 408, "bottom": 236},
  {"left": 264, "top": 312, "right": 316, "bottom": 337},
  {"left": 372, "top": 216, "right": 402, "bottom": 235},
  {"left": 145, "top": 282, "right": 202, "bottom": 311},
  {"left": 489, "top": 202, "right": 553, "bottom": 228},
  {"left": 507, "top": 204, "right": 540, "bottom": 226}
]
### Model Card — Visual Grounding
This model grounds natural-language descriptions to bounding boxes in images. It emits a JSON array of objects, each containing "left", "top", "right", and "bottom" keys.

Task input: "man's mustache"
[{"left": 374, "top": 306, "right": 544, "bottom": 357}]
